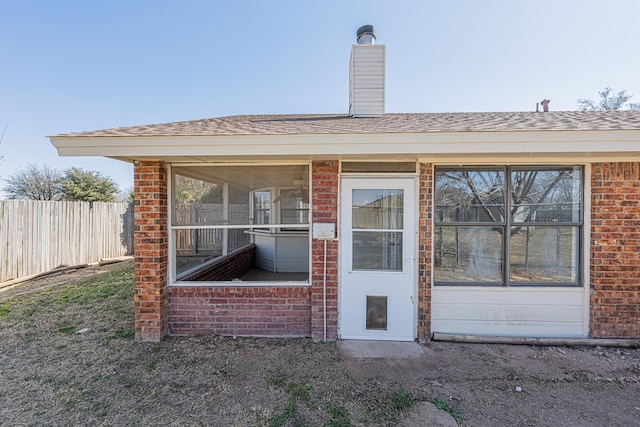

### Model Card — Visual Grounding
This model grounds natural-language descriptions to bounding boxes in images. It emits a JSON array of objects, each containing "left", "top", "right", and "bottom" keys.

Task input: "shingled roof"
[{"left": 58, "top": 111, "right": 640, "bottom": 138}]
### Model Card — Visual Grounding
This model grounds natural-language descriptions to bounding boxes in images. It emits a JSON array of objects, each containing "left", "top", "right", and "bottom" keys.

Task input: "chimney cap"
[{"left": 356, "top": 25, "right": 376, "bottom": 45}]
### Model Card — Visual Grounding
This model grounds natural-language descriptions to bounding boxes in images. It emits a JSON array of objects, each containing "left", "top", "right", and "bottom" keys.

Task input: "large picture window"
[{"left": 434, "top": 166, "right": 583, "bottom": 286}]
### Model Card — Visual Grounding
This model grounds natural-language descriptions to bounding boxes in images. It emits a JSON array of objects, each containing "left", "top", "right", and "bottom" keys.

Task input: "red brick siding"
[
  {"left": 590, "top": 162, "right": 640, "bottom": 338},
  {"left": 168, "top": 286, "right": 311, "bottom": 337},
  {"left": 134, "top": 161, "right": 169, "bottom": 342},
  {"left": 310, "top": 161, "right": 339, "bottom": 341},
  {"left": 180, "top": 245, "right": 255, "bottom": 281},
  {"left": 418, "top": 163, "right": 434, "bottom": 341}
]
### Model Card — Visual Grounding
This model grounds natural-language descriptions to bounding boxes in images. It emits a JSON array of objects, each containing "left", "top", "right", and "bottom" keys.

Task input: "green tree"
[
  {"left": 3, "top": 163, "right": 63, "bottom": 200},
  {"left": 60, "top": 167, "right": 119, "bottom": 202},
  {"left": 174, "top": 175, "right": 249, "bottom": 205},
  {"left": 174, "top": 175, "right": 219, "bottom": 204},
  {"left": 577, "top": 87, "right": 640, "bottom": 111}
]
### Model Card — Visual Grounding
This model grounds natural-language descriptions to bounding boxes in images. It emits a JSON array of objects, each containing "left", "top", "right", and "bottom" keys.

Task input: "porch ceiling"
[{"left": 174, "top": 164, "right": 308, "bottom": 190}]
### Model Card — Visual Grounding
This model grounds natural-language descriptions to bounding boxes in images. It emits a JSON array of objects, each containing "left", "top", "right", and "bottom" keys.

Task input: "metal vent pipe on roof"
[
  {"left": 540, "top": 99, "right": 550, "bottom": 112},
  {"left": 357, "top": 25, "right": 376, "bottom": 45}
]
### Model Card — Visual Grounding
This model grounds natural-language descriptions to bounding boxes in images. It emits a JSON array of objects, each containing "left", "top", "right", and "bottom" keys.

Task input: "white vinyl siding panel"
[
  {"left": 275, "top": 235, "right": 309, "bottom": 273},
  {"left": 253, "top": 233, "right": 309, "bottom": 273},
  {"left": 254, "top": 233, "right": 276, "bottom": 272},
  {"left": 432, "top": 287, "right": 587, "bottom": 338},
  {"left": 349, "top": 45, "right": 385, "bottom": 117}
]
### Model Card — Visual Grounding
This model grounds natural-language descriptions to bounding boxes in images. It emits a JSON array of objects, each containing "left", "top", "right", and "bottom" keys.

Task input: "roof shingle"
[{"left": 58, "top": 111, "right": 640, "bottom": 138}]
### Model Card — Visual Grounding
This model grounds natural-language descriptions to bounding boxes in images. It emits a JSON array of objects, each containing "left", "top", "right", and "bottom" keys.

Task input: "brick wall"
[
  {"left": 168, "top": 286, "right": 311, "bottom": 337},
  {"left": 418, "top": 163, "right": 434, "bottom": 341},
  {"left": 135, "top": 160, "right": 640, "bottom": 342},
  {"left": 180, "top": 245, "right": 255, "bottom": 281},
  {"left": 310, "top": 161, "right": 339, "bottom": 341},
  {"left": 134, "top": 161, "right": 168, "bottom": 342},
  {"left": 590, "top": 162, "right": 640, "bottom": 338}
]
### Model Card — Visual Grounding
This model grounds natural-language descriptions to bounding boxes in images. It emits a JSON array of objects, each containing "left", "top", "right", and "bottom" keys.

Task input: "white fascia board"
[
  {"left": 50, "top": 130, "right": 640, "bottom": 159},
  {"left": 420, "top": 152, "right": 640, "bottom": 164}
]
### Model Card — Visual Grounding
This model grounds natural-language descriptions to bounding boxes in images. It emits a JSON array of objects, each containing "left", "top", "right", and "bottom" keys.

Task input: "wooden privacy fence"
[
  {"left": 174, "top": 203, "right": 251, "bottom": 255},
  {"left": 0, "top": 200, "right": 134, "bottom": 283}
]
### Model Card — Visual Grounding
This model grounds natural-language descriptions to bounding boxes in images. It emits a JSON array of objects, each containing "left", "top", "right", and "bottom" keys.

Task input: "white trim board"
[{"left": 50, "top": 130, "right": 640, "bottom": 160}]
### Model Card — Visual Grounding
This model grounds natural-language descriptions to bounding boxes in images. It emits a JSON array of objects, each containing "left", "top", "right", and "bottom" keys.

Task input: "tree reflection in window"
[{"left": 435, "top": 166, "right": 582, "bottom": 286}]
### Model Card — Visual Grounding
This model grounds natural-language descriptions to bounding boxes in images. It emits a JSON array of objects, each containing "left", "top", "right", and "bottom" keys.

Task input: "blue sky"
[{"left": 2, "top": 0, "right": 639, "bottom": 196}]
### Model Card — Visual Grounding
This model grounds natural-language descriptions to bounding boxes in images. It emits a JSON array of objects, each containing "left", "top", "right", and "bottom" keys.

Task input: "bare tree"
[
  {"left": 3, "top": 163, "right": 63, "bottom": 200},
  {"left": 435, "top": 168, "right": 579, "bottom": 275},
  {"left": 436, "top": 168, "right": 574, "bottom": 235},
  {"left": 0, "top": 124, "right": 6, "bottom": 169},
  {"left": 577, "top": 87, "right": 640, "bottom": 111}
]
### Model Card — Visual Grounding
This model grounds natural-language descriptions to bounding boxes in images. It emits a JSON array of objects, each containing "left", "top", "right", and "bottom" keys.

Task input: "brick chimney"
[{"left": 349, "top": 25, "right": 385, "bottom": 118}]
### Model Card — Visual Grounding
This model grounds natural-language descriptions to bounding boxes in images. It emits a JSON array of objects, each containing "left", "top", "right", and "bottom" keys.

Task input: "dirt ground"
[
  {"left": 345, "top": 342, "right": 640, "bottom": 426},
  {"left": 1, "top": 261, "right": 639, "bottom": 426}
]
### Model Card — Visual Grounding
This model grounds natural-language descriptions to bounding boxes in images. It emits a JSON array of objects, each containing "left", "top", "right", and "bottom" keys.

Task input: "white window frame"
[
  {"left": 433, "top": 164, "right": 584, "bottom": 287},
  {"left": 167, "top": 162, "right": 311, "bottom": 285}
]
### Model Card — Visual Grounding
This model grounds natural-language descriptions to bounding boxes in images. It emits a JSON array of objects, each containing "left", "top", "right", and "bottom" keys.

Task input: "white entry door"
[{"left": 339, "top": 177, "right": 416, "bottom": 341}]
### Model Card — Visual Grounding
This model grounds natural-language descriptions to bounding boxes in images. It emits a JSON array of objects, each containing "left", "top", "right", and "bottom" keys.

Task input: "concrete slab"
[
  {"left": 338, "top": 341, "right": 458, "bottom": 427},
  {"left": 338, "top": 340, "right": 425, "bottom": 359}
]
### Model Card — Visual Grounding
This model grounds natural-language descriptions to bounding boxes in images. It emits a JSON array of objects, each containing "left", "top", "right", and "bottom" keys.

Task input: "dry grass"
[
  {"left": 2, "top": 260, "right": 639, "bottom": 426},
  {"left": 0, "top": 261, "right": 411, "bottom": 426}
]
